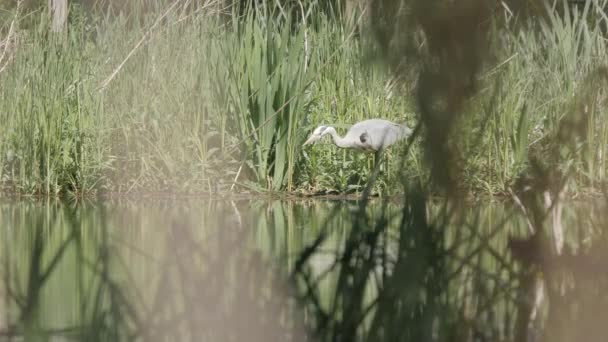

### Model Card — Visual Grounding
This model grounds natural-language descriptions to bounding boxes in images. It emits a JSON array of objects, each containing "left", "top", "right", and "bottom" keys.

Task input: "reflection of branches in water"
[
  {"left": 0, "top": 203, "right": 140, "bottom": 340},
  {"left": 292, "top": 186, "right": 608, "bottom": 341},
  {"left": 0, "top": 197, "right": 607, "bottom": 341},
  {"left": 0, "top": 200, "right": 308, "bottom": 341},
  {"left": 293, "top": 189, "right": 452, "bottom": 341},
  {"left": 0, "top": 204, "right": 82, "bottom": 339}
]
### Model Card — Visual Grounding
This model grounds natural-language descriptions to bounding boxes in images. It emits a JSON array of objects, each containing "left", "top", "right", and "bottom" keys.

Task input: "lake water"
[{"left": 0, "top": 197, "right": 606, "bottom": 341}]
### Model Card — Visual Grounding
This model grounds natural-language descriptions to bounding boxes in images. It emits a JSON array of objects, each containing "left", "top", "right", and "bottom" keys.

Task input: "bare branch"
[{"left": 98, "top": 0, "right": 183, "bottom": 91}]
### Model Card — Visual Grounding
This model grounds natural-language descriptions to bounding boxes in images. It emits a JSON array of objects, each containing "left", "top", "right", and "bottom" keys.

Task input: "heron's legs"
[
  {"left": 376, "top": 150, "right": 390, "bottom": 173},
  {"left": 372, "top": 150, "right": 380, "bottom": 173},
  {"left": 366, "top": 150, "right": 390, "bottom": 195},
  {"left": 383, "top": 151, "right": 390, "bottom": 180}
]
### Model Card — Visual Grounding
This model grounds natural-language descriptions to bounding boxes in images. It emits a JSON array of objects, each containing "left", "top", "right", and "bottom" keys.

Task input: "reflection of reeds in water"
[
  {"left": 289, "top": 190, "right": 608, "bottom": 341},
  {"left": 1, "top": 195, "right": 608, "bottom": 341},
  {"left": 293, "top": 192, "right": 608, "bottom": 341},
  {"left": 0, "top": 200, "right": 308, "bottom": 341},
  {"left": 292, "top": 189, "right": 514, "bottom": 341}
]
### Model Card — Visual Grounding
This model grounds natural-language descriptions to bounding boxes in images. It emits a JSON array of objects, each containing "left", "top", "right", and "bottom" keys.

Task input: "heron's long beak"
[{"left": 303, "top": 135, "right": 317, "bottom": 146}]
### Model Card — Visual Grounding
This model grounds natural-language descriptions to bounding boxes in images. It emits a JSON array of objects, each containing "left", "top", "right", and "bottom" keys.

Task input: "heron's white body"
[{"left": 304, "top": 119, "right": 412, "bottom": 152}]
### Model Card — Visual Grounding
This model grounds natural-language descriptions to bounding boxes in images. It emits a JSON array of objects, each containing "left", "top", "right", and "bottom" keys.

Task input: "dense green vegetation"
[
  {"left": 1, "top": 2, "right": 607, "bottom": 341},
  {"left": 0, "top": 0, "right": 606, "bottom": 196}
]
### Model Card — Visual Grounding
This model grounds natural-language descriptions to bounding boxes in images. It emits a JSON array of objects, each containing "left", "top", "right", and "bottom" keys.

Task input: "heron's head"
[{"left": 303, "top": 125, "right": 329, "bottom": 146}]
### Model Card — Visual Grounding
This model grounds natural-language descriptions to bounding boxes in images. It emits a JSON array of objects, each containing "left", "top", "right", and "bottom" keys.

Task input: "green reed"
[
  {"left": 0, "top": 0, "right": 607, "bottom": 196},
  {"left": 210, "top": 8, "right": 314, "bottom": 191},
  {"left": 0, "top": 17, "right": 101, "bottom": 195},
  {"left": 472, "top": 0, "right": 608, "bottom": 194}
]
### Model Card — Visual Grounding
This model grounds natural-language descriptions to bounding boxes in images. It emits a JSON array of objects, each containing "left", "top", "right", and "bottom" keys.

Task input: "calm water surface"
[{"left": 0, "top": 198, "right": 605, "bottom": 341}]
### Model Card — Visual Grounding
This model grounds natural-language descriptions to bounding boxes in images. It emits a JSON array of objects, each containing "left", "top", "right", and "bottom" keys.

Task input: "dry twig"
[
  {"left": 98, "top": 0, "right": 183, "bottom": 91},
  {"left": 0, "top": 0, "right": 22, "bottom": 74}
]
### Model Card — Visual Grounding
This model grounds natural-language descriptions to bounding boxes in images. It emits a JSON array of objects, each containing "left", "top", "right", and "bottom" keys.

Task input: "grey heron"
[
  {"left": 303, "top": 118, "right": 413, "bottom": 175},
  {"left": 303, "top": 119, "right": 412, "bottom": 151}
]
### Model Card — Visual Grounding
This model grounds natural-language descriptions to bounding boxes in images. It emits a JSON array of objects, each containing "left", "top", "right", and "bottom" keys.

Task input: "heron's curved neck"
[{"left": 325, "top": 127, "right": 353, "bottom": 148}]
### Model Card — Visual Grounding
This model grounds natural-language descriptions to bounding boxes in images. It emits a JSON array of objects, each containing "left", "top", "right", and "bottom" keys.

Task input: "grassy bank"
[{"left": 0, "top": 0, "right": 607, "bottom": 197}]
